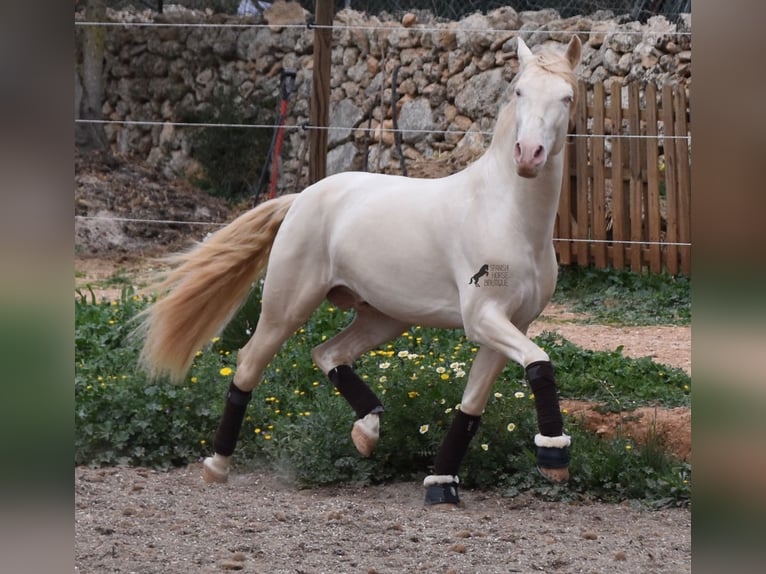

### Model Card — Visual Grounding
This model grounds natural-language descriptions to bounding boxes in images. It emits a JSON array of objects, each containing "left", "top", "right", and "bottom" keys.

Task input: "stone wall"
[{"left": 76, "top": 3, "right": 691, "bottom": 193}]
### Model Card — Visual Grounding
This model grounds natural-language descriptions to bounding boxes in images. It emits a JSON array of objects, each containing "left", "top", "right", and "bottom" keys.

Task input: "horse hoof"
[
  {"left": 538, "top": 466, "right": 570, "bottom": 483},
  {"left": 423, "top": 475, "right": 462, "bottom": 507},
  {"left": 202, "top": 456, "right": 229, "bottom": 484},
  {"left": 424, "top": 483, "right": 462, "bottom": 507},
  {"left": 351, "top": 413, "right": 379, "bottom": 457}
]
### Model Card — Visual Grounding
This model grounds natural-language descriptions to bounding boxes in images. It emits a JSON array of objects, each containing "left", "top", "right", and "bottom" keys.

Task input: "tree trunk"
[{"left": 75, "top": 0, "right": 108, "bottom": 151}]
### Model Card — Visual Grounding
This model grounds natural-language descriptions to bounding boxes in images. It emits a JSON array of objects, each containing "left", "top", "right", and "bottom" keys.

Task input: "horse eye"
[
  {"left": 515, "top": 88, "right": 522, "bottom": 98},
  {"left": 563, "top": 95, "right": 573, "bottom": 105}
]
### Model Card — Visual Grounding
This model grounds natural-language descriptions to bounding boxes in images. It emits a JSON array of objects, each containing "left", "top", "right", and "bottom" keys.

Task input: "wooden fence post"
[{"left": 309, "top": 0, "right": 334, "bottom": 185}]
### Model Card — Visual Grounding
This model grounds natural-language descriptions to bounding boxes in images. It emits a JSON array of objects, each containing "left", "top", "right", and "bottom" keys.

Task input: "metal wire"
[{"left": 96, "top": 1, "right": 691, "bottom": 22}]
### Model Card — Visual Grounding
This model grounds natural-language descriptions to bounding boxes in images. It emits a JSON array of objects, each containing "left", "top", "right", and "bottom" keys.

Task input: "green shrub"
[
  {"left": 553, "top": 266, "right": 690, "bottom": 325},
  {"left": 188, "top": 88, "right": 275, "bottom": 203}
]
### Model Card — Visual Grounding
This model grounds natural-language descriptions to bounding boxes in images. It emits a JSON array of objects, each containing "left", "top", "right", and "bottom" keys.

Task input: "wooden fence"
[{"left": 555, "top": 80, "right": 691, "bottom": 275}]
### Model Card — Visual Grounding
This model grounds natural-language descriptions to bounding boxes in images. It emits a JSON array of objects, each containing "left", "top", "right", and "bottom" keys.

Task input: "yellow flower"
[
  {"left": 419, "top": 424, "right": 429, "bottom": 434},
  {"left": 440, "top": 373, "right": 449, "bottom": 380},
  {"left": 398, "top": 350, "right": 409, "bottom": 358},
  {"left": 481, "top": 443, "right": 489, "bottom": 451},
  {"left": 211, "top": 337, "right": 220, "bottom": 343},
  {"left": 264, "top": 434, "right": 272, "bottom": 440},
  {"left": 514, "top": 391, "right": 525, "bottom": 399},
  {"left": 408, "top": 391, "right": 419, "bottom": 398},
  {"left": 625, "top": 444, "right": 633, "bottom": 451},
  {"left": 219, "top": 367, "right": 233, "bottom": 376},
  {"left": 190, "top": 376, "right": 198, "bottom": 384},
  {"left": 254, "top": 428, "right": 261, "bottom": 434},
  {"left": 436, "top": 366, "right": 446, "bottom": 374},
  {"left": 561, "top": 408, "right": 569, "bottom": 414},
  {"left": 494, "top": 392, "right": 503, "bottom": 398},
  {"left": 312, "top": 381, "right": 320, "bottom": 387},
  {"left": 200, "top": 439, "right": 206, "bottom": 445},
  {"left": 506, "top": 423, "right": 516, "bottom": 432},
  {"left": 379, "top": 361, "right": 390, "bottom": 369}
]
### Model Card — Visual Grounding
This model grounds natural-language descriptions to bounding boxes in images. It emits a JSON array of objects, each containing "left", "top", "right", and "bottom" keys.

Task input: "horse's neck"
[{"left": 468, "top": 145, "right": 564, "bottom": 246}]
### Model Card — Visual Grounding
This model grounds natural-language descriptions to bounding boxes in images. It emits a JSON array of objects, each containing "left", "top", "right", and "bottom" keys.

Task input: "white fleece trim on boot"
[
  {"left": 534, "top": 433, "right": 571, "bottom": 448},
  {"left": 423, "top": 474, "right": 459, "bottom": 487}
]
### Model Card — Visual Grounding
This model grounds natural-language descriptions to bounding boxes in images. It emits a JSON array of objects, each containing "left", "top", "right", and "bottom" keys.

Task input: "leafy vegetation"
[
  {"left": 75, "top": 268, "right": 691, "bottom": 507},
  {"left": 552, "top": 266, "right": 690, "bottom": 326},
  {"left": 187, "top": 88, "right": 274, "bottom": 203}
]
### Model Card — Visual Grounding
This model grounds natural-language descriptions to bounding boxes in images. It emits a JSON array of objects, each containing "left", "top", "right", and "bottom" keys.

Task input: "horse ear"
[
  {"left": 517, "top": 37, "right": 534, "bottom": 66},
  {"left": 565, "top": 35, "right": 582, "bottom": 68}
]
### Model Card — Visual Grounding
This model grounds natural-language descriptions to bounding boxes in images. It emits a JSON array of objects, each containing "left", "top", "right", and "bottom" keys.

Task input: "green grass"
[
  {"left": 552, "top": 266, "right": 690, "bottom": 326},
  {"left": 75, "top": 268, "right": 691, "bottom": 507}
]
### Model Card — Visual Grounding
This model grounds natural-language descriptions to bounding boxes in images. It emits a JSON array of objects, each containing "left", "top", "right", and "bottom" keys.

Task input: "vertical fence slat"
[
  {"left": 610, "top": 82, "right": 626, "bottom": 269},
  {"left": 674, "top": 87, "right": 691, "bottom": 275},
  {"left": 645, "top": 83, "right": 662, "bottom": 273},
  {"left": 575, "top": 81, "right": 590, "bottom": 266},
  {"left": 628, "top": 83, "right": 643, "bottom": 272},
  {"left": 661, "top": 84, "right": 679, "bottom": 274},
  {"left": 591, "top": 81, "right": 607, "bottom": 268},
  {"left": 557, "top": 139, "right": 573, "bottom": 265}
]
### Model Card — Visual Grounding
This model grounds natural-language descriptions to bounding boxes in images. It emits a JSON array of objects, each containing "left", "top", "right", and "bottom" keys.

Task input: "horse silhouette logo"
[{"left": 469, "top": 264, "right": 489, "bottom": 286}]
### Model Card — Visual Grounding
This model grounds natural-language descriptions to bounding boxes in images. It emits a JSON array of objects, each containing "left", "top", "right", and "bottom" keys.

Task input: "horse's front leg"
[
  {"left": 424, "top": 345, "right": 507, "bottom": 506},
  {"left": 464, "top": 310, "right": 571, "bottom": 483}
]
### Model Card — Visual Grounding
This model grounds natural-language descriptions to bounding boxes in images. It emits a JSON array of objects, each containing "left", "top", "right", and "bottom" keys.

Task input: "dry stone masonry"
[{"left": 76, "top": 2, "right": 691, "bottom": 194}]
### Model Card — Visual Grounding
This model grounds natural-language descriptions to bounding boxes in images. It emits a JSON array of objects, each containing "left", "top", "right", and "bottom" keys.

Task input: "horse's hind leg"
[
  {"left": 202, "top": 287, "right": 326, "bottom": 484},
  {"left": 311, "top": 301, "right": 409, "bottom": 457}
]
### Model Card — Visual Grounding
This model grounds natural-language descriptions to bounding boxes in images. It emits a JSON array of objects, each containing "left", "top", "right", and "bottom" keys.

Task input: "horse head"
[{"left": 498, "top": 36, "right": 581, "bottom": 179}]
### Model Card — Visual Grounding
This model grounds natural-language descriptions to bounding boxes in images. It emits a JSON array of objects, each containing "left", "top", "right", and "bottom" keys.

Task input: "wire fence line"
[
  {"left": 91, "top": 0, "right": 691, "bottom": 22},
  {"left": 73, "top": 215, "right": 693, "bottom": 247},
  {"left": 73, "top": 19, "right": 692, "bottom": 38},
  {"left": 74, "top": 118, "right": 692, "bottom": 143}
]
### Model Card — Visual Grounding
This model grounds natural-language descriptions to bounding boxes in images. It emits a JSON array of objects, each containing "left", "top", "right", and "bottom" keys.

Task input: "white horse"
[{"left": 137, "top": 36, "right": 582, "bottom": 505}]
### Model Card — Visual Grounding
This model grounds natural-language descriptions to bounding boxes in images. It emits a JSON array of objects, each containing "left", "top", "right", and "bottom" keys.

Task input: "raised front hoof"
[
  {"left": 537, "top": 465, "right": 570, "bottom": 483},
  {"left": 202, "top": 456, "right": 229, "bottom": 484},
  {"left": 351, "top": 413, "right": 380, "bottom": 457}
]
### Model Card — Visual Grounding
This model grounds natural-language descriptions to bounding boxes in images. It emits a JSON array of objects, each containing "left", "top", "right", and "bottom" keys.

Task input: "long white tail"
[{"left": 135, "top": 194, "right": 298, "bottom": 383}]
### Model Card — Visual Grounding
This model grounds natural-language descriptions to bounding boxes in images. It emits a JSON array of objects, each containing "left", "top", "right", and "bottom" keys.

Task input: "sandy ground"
[{"left": 75, "top": 464, "right": 690, "bottom": 574}]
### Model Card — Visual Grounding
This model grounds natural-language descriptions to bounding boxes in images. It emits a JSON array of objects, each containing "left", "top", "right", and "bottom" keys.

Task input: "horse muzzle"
[{"left": 514, "top": 141, "right": 547, "bottom": 178}]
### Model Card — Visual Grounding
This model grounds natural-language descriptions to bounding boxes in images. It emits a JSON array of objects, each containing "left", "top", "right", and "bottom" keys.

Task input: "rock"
[
  {"left": 328, "top": 99, "right": 363, "bottom": 146},
  {"left": 398, "top": 98, "right": 434, "bottom": 143},
  {"left": 327, "top": 141, "right": 358, "bottom": 175},
  {"left": 264, "top": 0, "right": 307, "bottom": 26},
  {"left": 454, "top": 68, "right": 506, "bottom": 119},
  {"left": 402, "top": 13, "right": 417, "bottom": 28}
]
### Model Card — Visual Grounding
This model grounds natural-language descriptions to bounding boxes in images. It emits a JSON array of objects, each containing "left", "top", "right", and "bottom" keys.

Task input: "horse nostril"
[
  {"left": 533, "top": 145, "right": 544, "bottom": 160},
  {"left": 514, "top": 142, "right": 522, "bottom": 161}
]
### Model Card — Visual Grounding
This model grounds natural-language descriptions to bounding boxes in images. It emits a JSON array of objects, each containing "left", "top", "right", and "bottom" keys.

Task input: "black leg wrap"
[
  {"left": 425, "top": 481, "right": 461, "bottom": 506},
  {"left": 433, "top": 410, "right": 481, "bottom": 476},
  {"left": 526, "top": 360, "right": 563, "bottom": 438},
  {"left": 328, "top": 365, "right": 384, "bottom": 419},
  {"left": 213, "top": 382, "right": 252, "bottom": 457},
  {"left": 536, "top": 446, "right": 570, "bottom": 469}
]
